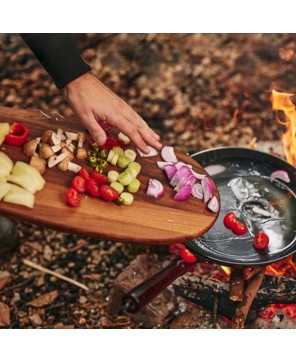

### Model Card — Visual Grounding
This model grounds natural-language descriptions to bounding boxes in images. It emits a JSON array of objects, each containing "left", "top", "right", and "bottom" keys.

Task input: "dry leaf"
[
  {"left": 0, "top": 272, "right": 12, "bottom": 291},
  {"left": 0, "top": 302, "right": 10, "bottom": 327},
  {"left": 27, "top": 290, "right": 58, "bottom": 307}
]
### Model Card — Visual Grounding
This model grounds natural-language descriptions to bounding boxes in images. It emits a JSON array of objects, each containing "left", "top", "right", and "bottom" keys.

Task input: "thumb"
[{"left": 86, "top": 119, "right": 107, "bottom": 145}]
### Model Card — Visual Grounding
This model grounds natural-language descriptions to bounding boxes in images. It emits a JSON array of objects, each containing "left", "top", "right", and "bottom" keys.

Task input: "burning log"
[
  {"left": 229, "top": 268, "right": 244, "bottom": 302},
  {"left": 231, "top": 267, "right": 266, "bottom": 329},
  {"left": 173, "top": 272, "right": 296, "bottom": 325}
]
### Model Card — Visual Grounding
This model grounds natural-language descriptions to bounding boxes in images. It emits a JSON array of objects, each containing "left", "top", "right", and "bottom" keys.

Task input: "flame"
[
  {"left": 270, "top": 90, "right": 296, "bottom": 166},
  {"left": 220, "top": 266, "right": 231, "bottom": 277}
]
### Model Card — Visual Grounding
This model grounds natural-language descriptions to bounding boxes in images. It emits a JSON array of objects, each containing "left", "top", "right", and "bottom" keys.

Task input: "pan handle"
[{"left": 119, "top": 257, "right": 193, "bottom": 314}]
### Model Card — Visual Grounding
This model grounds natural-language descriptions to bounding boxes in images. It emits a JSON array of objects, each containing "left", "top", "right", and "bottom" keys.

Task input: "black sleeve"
[{"left": 20, "top": 33, "right": 91, "bottom": 89}]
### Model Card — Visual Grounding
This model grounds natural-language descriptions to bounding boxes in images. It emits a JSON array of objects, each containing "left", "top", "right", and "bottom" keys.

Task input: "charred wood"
[
  {"left": 229, "top": 268, "right": 244, "bottom": 302},
  {"left": 173, "top": 273, "right": 296, "bottom": 323}
]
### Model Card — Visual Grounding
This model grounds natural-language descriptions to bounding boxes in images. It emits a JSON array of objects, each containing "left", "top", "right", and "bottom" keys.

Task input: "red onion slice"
[
  {"left": 137, "top": 146, "right": 158, "bottom": 157},
  {"left": 146, "top": 179, "right": 164, "bottom": 198},
  {"left": 191, "top": 183, "right": 203, "bottom": 199},
  {"left": 164, "top": 164, "right": 177, "bottom": 181},
  {"left": 207, "top": 196, "right": 219, "bottom": 212},
  {"left": 161, "top": 146, "right": 178, "bottom": 163},
  {"left": 201, "top": 177, "right": 214, "bottom": 203},
  {"left": 270, "top": 170, "right": 290, "bottom": 183},
  {"left": 174, "top": 184, "right": 192, "bottom": 201},
  {"left": 157, "top": 161, "right": 173, "bottom": 170},
  {"left": 191, "top": 169, "right": 206, "bottom": 180}
]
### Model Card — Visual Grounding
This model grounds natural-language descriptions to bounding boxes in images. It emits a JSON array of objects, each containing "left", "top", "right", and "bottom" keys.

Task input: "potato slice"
[
  {"left": 3, "top": 184, "right": 35, "bottom": 208},
  {"left": 0, "top": 182, "right": 11, "bottom": 200},
  {"left": 0, "top": 151, "right": 14, "bottom": 177}
]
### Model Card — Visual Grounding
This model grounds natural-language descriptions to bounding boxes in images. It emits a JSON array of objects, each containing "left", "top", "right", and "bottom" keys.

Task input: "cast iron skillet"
[
  {"left": 187, "top": 146, "right": 296, "bottom": 267},
  {"left": 120, "top": 147, "right": 296, "bottom": 313}
]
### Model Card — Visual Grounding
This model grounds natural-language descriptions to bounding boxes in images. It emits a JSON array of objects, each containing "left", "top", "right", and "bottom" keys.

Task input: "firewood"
[
  {"left": 231, "top": 267, "right": 266, "bottom": 329},
  {"left": 229, "top": 268, "right": 244, "bottom": 302}
]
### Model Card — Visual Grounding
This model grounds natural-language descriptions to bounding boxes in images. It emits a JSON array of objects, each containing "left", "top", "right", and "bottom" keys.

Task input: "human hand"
[{"left": 65, "top": 72, "right": 162, "bottom": 153}]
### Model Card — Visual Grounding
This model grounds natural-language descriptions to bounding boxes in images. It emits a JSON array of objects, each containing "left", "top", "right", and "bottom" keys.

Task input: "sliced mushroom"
[
  {"left": 57, "top": 158, "right": 69, "bottom": 171},
  {"left": 67, "top": 161, "right": 82, "bottom": 173},
  {"left": 67, "top": 143, "right": 75, "bottom": 153},
  {"left": 51, "top": 144, "right": 62, "bottom": 153},
  {"left": 23, "top": 139, "right": 40, "bottom": 158},
  {"left": 30, "top": 155, "right": 46, "bottom": 175},
  {"left": 76, "top": 147, "right": 87, "bottom": 160},
  {"left": 77, "top": 132, "right": 86, "bottom": 148},
  {"left": 65, "top": 131, "right": 78, "bottom": 141},
  {"left": 47, "top": 152, "right": 69, "bottom": 168},
  {"left": 40, "top": 130, "right": 53, "bottom": 143},
  {"left": 47, "top": 133, "right": 60, "bottom": 146},
  {"left": 56, "top": 128, "right": 64, "bottom": 143},
  {"left": 39, "top": 143, "right": 55, "bottom": 159},
  {"left": 61, "top": 146, "right": 74, "bottom": 161}
]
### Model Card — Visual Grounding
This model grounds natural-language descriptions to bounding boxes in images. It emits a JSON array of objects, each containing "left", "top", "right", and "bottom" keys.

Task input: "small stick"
[
  {"left": 244, "top": 267, "right": 262, "bottom": 281},
  {"left": 231, "top": 267, "right": 266, "bottom": 329},
  {"left": 212, "top": 293, "right": 219, "bottom": 328},
  {"left": 23, "top": 259, "right": 89, "bottom": 291},
  {"left": 229, "top": 268, "right": 244, "bottom": 302}
]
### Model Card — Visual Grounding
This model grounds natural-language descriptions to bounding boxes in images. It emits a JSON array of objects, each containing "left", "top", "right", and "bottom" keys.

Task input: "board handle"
[{"left": 119, "top": 257, "right": 193, "bottom": 313}]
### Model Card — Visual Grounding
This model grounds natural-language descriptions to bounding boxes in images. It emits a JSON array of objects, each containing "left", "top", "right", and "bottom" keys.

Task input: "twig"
[
  {"left": 23, "top": 259, "right": 89, "bottom": 291},
  {"left": 212, "top": 293, "right": 219, "bottom": 328}
]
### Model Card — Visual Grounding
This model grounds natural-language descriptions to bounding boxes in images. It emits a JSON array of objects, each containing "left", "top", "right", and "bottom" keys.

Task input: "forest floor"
[{"left": 1, "top": 33, "right": 296, "bottom": 329}]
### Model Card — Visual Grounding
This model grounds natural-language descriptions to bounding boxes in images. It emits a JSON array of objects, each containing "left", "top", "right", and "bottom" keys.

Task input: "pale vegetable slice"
[
  {"left": 107, "top": 150, "right": 115, "bottom": 163},
  {"left": 111, "top": 153, "right": 119, "bottom": 166},
  {"left": 121, "top": 192, "right": 134, "bottom": 205},
  {"left": 0, "top": 182, "right": 11, "bottom": 200},
  {"left": 127, "top": 178, "right": 140, "bottom": 193},
  {"left": 0, "top": 176, "right": 7, "bottom": 185},
  {"left": 124, "top": 149, "right": 137, "bottom": 162},
  {"left": 110, "top": 181, "right": 124, "bottom": 194},
  {"left": 118, "top": 170, "right": 134, "bottom": 186},
  {"left": 0, "top": 123, "right": 10, "bottom": 145},
  {"left": 107, "top": 170, "right": 119, "bottom": 183},
  {"left": 0, "top": 151, "right": 14, "bottom": 177},
  {"left": 118, "top": 132, "right": 130, "bottom": 145},
  {"left": 117, "top": 155, "right": 131, "bottom": 169},
  {"left": 112, "top": 146, "right": 124, "bottom": 156},
  {"left": 9, "top": 161, "right": 45, "bottom": 193},
  {"left": 127, "top": 161, "right": 141, "bottom": 176},
  {"left": 3, "top": 184, "right": 35, "bottom": 208}
]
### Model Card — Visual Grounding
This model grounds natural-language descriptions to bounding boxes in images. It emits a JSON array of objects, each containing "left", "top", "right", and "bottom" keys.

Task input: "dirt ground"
[{"left": 1, "top": 33, "right": 296, "bottom": 329}]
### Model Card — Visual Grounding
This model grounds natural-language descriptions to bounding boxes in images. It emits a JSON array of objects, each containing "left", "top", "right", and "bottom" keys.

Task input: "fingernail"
[{"left": 95, "top": 135, "right": 106, "bottom": 145}]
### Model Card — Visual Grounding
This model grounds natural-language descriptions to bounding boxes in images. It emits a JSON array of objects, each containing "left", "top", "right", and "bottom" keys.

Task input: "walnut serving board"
[{"left": 0, "top": 106, "right": 219, "bottom": 245}]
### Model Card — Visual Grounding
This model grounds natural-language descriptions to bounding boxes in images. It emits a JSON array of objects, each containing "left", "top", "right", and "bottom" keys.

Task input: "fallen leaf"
[
  {"left": 0, "top": 272, "right": 13, "bottom": 291},
  {"left": 0, "top": 302, "right": 10, "bottom": 327},
  {"left": 29, "top": 313, "right": 43, "bottom": 326},
  {"left": 27, "top": 290, "right": 58, "bottom": 307}
]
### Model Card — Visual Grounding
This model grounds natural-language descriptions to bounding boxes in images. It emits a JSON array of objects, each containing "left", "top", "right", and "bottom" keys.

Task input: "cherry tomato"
[
  {"left": 100, "top": 184, "right": 119, "bottom": 201},
  {"left": 79, "top": 168, "right": 91, "bottom": 181},
  {"left": 86, "top": 179, "right": 101, "bottom": 197},
  {"left": 253, "top": 232, "right": 269, "bottom": 250},
  {"left": 65, "top": 188, "right": 80, "bottom": 207},
  {"left": 91, "top": 170, "right": 109, "bottom": 184},
  {"left": 232, "top": 221, "right": 248, "bottom": 235},
  {"left": 223, "top": 212, "right": 237, "bottom": 229},
  {"left": 72, "top": 175, "right": 87, "bottom": 193},
  {"left": 180, "top": 248, "right": 197, "bottom": 263}
]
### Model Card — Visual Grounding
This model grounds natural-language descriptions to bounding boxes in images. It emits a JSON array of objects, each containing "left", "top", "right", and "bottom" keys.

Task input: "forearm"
[{"left": 20, "top": 33, "right": 91, "bottom": 89}]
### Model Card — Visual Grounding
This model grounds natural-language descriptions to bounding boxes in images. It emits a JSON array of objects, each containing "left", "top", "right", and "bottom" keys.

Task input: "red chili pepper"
[
  {"left": 5, "top": 121, "right": 29, "bottom": 147},
  {"left": 180, "top": 248, "right": 197, "bottom": 263}
]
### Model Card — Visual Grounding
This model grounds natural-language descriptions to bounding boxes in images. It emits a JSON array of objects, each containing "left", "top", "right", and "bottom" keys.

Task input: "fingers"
[{"left": 79, "top": 112, "right": 107, "bottom": 146}]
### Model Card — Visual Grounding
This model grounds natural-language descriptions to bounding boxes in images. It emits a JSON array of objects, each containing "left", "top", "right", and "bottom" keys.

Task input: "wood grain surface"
[{"left": 0, "top": 106, "right": 219, "bottom": 245}]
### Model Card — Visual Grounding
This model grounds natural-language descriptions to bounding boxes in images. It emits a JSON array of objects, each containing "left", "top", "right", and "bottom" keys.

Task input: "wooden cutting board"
[{"left": 0, "top": 106, "right": 219, "bottom": 245}]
